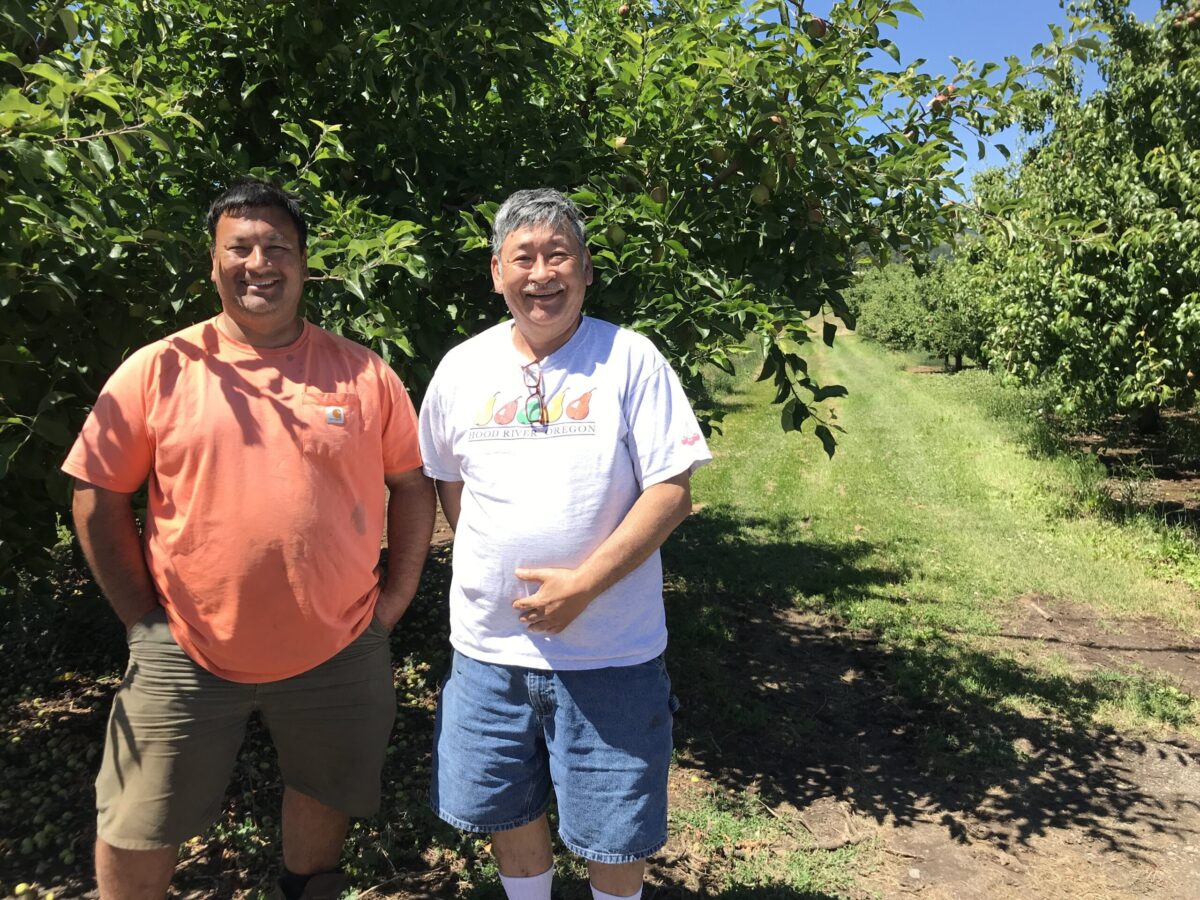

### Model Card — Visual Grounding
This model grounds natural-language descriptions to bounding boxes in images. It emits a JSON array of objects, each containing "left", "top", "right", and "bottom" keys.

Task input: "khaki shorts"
[{"left": 96, "top": 608, "right": 396, "bottom": 850}]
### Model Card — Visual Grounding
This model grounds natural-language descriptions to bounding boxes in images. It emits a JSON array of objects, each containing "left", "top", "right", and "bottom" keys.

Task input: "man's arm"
[
  {"left": 374, "top": 468, "right": 437, "bottom": 631},
  {"left": 436, "top": 479, "right": 464, "bottom": 532},
  {"left": 511, "top": 469, "right": 693, "bottom": 634},
  {"left": 71, "top": 480, "right": 159, "bottom": 629}
]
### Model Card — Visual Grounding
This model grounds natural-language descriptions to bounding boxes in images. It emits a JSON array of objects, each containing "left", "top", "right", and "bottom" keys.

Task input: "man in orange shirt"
[{"left": 62, "top": 179, "right": 435, "bottom": 900}]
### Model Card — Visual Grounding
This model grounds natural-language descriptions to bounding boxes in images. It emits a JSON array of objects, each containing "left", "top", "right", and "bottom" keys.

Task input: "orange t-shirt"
[{"left": 62, "top": 318, "right": 422, "bottom": 683}]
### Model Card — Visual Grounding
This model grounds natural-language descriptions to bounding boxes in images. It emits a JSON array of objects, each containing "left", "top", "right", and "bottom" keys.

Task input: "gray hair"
[{"left": 491, "top": 188, "right": 588, "bottom": 260}]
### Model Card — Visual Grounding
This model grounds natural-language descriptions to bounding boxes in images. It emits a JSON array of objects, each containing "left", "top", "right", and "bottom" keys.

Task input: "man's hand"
[
  {"left": 372, "top": 582, "right": 414, "bottom": 633},
  {"left": 512, "top": 567, "right": 595, "bottom": 634},
  {"left": 510, "top": 471, "right": 694, "bottom": 636}
]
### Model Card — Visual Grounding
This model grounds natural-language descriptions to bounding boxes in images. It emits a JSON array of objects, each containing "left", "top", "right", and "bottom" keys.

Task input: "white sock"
[
  {"left": 499, "top": 866, "right": 554, "bottom": 900},
  {"left": 591, "top": 884, "right": 642, "bottom": 900}
]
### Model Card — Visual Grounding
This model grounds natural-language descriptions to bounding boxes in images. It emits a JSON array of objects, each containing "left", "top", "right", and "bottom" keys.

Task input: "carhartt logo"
[{"left": 325, "top": 406, "right": 345, "bottom": 425}]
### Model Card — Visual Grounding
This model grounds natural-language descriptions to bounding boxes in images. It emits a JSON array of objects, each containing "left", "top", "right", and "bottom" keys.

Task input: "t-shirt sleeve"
[
  {"left": 61, "top": 350, "right": 154, "bottom": 493},
  {"left": 379, "top": 363, "right": 423, "bottom": 475},
  {"left": 624, "top": 355, "right": 713, "bottom": 490},
  {"left": 417, "top": 368, "right": 462, "bottom": 482}
]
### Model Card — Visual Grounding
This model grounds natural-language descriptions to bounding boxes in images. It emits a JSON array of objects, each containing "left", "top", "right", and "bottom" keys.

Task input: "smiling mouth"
[
  {"left": 524, "top": 286, "right": 564, "bottom": 301},
  {"left": 242, "top": 279, "right": 280, "bottom": 293}
]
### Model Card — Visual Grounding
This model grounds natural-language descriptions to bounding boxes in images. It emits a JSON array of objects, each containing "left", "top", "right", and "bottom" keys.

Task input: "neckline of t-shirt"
[
  {"left": 210, "top": 316, "right": 313, "bottom": 357},
  {"left": 505, "top": 315, "right": 592, "bottom": 368}
]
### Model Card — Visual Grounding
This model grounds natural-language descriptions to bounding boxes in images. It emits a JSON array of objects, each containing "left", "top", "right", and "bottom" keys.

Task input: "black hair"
[{"left": 206, "top": 178, "right": 307, "bottom": 247}]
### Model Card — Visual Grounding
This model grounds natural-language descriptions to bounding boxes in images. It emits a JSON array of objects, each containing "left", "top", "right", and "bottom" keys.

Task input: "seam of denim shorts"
[
  {"left": 557, "top": 831, "right": 669, "bottom": 865},
  {"left": 432, "top": 803, "right": 551, "bottom": 835}
]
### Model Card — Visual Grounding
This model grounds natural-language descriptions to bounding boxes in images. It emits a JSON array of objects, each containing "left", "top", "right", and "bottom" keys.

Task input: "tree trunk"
[{"left": 953, "top": 353, "right": 963, "bottom": 372}]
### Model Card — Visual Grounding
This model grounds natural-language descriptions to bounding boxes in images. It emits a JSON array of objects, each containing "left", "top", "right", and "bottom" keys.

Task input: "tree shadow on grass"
[{"left": 662, "top": 505, "right": 1200, "bottom": 871}]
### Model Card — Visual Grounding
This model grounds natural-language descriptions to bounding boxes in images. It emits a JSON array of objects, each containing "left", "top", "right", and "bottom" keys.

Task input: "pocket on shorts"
[{"left": 651, "top": 654, "right": 682, "bottom": 715}]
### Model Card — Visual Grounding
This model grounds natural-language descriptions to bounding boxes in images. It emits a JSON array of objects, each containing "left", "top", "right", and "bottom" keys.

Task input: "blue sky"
[{"left": 802, "top": 0, "right": 1162, "bottom": 186}]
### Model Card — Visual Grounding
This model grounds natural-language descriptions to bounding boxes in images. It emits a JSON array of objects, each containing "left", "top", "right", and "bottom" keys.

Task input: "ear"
[
  {"left": 210, "top": 245, "right": 218, "bottom": 284},
  {"left": 491, "top": 254, "right": 503, "bottom": 293},
  {"left": 583, "top": 248, "right": 593, "bottom": 287}
]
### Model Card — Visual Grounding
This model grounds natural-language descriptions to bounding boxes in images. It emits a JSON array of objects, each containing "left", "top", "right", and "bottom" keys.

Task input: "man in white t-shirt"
[{"left": 418, "top": 189, "right": 711, "bottom": 900}]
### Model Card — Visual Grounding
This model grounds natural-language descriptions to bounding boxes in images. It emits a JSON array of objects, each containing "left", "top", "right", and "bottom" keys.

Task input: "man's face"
[
  {"left": 491, "top": 224, "right": 592, "bottom": 355},
  {"left": 210, "top": 206, "right": 306, "bottom": 332}
]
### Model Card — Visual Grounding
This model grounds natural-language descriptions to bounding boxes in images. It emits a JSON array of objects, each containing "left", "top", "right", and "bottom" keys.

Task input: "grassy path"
[
  {"left": 652, "top": 336, "right": 1200, "bottom": 898},
  {"left": 693, "top": 335, "right": 1199, "bottom": 641}
]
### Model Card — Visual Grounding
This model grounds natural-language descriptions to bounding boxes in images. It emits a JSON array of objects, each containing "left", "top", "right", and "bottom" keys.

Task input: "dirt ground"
[
  {"left": 646, "top": 597, "right": 1200, "bottom": 900},
  {"left": 4, "top": 543, "right": 1200, "bottom": 899}
]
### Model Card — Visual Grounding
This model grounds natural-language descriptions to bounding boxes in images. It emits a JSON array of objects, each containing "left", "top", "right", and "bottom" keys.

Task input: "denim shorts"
[{"left": 431, "top": 650, "right": 678, "bottom": 864}]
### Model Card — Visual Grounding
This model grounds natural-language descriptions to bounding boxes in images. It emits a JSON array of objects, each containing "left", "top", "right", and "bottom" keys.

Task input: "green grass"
[
  {"left": 640, "top": 338, "right": 1200, "bottom": 899},
  {"left": 694, "top": 337, "right": 1200, "bottom": 638},
  {"left": 671, "top": 787, "right": 863, "bottom": 897},
  {"left": 686, "top": 336, "right": 1200, "bottom": 740}
]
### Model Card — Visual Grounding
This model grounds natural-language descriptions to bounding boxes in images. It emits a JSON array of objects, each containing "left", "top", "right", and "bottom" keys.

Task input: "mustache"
[{"left": 522, "top": 283, "right": 565, "bottom": 295}]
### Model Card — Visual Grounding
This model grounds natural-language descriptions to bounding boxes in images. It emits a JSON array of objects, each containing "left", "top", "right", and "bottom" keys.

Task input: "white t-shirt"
[{"left": 419, "top": 316, "right": 712, "bottom": 670}]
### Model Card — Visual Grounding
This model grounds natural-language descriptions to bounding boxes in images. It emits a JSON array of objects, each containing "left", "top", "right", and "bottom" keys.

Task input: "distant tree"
[
  {"left": 846, "top": 263, "right": 925, "bottom": 352},
  {"left": 942, "top": 0, "right": 1200, "bottom": 429},
  {"left": 920, "top": 256, "right": 993, "bottom": 371}
]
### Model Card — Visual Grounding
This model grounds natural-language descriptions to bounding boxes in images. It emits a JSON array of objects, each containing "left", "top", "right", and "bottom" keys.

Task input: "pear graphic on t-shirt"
[
  {"left": 493, "top": 398, "right": 518, "bottom": 425},
  {"left": 515, "top": 390, "right": 568, "bottom": 425},
  {"left": 566, "top": 390, "right": 593, "bottom": 420},
  {"left": 474, "top": 393, "right": 499, "bottom": 426},
  {"left": 465, "top": 387, "right": 595, "bottom": 439},
  {"left": 516, "top": 397, "right": 541, "bottom": 425}
]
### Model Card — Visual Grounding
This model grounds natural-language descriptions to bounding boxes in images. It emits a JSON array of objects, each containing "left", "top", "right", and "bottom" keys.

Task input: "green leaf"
[
  {"left": 58, "top": 8, "right": 79, "bottom": 42},
  {"left": 891, "top": 1, "right": 924, "bottom": 18},
  {"left": 776, "top": 337, "right": 807, "bottom": 357},
  {"left": 109, "top": 133, "right": 134, "bottom": 163},
  {"left": 85, "top": 90, "right": 122, "bottom": 114},
  {"left": 280, "top": 122, "right": 310, "bottom": 150},
  {"left": 0, "top": 345, "right": 34, "bottom": 363},
  {"left": 36, "top": 390, "right": 74, "bottom": 414},
  {"left": 780, "top": 398, "right": 798, "bottom": 433},
  {"left": 33, "top": 410, "right": 72, "bottom": 447},
  {"left": 822, "top": 321, "right": 837, "bottom": 347},
  {"left": 88, "top": 138, "right": 114, "bottom": 175},
  {"left": 815, "top": 424, "right": 836, "bottom": 458},
  {"left": 24, "top": 63, "right": 67, "bottom": 86},
  {"left": 43, "top": 148, "right": 68, "bottom": 175},
  {"left": 756, "top": 352, "right": 777, "bottom": 383}
]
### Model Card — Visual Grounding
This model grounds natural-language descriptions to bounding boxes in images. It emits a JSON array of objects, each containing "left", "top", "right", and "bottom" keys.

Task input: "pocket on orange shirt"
[{"left": 302, "top": 391, "right": 363, "bottom": 457}]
